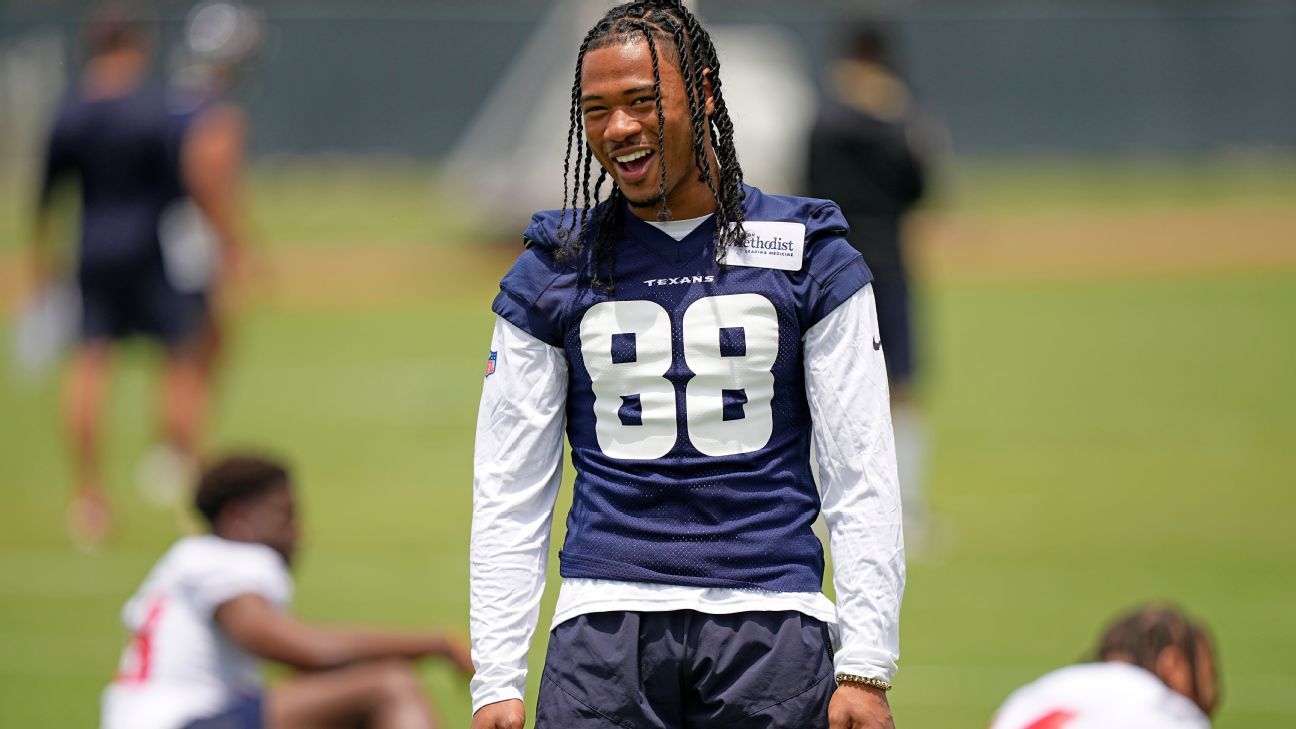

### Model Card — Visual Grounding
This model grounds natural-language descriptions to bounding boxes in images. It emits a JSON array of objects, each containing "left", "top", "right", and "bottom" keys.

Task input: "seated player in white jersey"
[
  {"left": 990, "top": 604, "right": 1219, "bottom": 729},
  {"left": 101, "top": 455, "right": 473, "bottom": 729}
]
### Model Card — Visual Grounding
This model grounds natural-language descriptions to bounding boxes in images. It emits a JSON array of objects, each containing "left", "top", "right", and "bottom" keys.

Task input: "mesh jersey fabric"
[{"left": 492, "top": 185, "right": 872, "bottom": 593}]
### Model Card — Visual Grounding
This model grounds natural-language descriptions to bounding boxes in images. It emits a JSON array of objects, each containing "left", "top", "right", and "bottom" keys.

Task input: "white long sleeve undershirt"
[{"left": 468, "top": 283, "right": 904, "bottom": 713}]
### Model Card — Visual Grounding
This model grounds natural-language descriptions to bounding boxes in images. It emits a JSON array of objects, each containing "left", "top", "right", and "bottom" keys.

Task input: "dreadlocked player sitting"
[{"left": 469, "top": 2, "right": 903, "bottom": 728}]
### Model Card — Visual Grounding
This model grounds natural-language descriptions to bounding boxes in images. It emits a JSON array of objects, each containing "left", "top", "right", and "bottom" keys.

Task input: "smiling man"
[{"left": 469, "top": 3, "right": 904, "bottom": 728}]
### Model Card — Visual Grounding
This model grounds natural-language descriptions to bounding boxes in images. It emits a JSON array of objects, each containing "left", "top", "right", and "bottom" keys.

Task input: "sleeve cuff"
[
  {"left": 832, "top": 647, "right": 899, "bottom": 684},
  {"left": 471, "top": 685, "right": 526, "bottom": 714}
]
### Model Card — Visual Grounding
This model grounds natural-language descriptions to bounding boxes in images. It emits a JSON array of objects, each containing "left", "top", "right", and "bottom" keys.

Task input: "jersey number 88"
[{"left": 579, "top": 293, "right": 778, "bottom": 460}]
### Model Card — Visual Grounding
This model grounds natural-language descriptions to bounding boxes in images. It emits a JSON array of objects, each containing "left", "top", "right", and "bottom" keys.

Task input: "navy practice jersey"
[
  {"left": 492, "top": 185, "right": 872, "bottom": 593},
  {"left": 39, "top": 85, "right": 176, "bottom": 272}
]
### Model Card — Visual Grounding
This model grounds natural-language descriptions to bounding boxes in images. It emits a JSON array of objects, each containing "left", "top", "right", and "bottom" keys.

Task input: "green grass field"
[{"left": 1, "top": 161, "right": 1294, "bottom": 727}]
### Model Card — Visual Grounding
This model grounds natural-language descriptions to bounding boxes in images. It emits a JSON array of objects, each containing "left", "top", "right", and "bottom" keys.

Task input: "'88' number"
[{"left": 579, "top": 294, "right": 778, "bottom": 460}]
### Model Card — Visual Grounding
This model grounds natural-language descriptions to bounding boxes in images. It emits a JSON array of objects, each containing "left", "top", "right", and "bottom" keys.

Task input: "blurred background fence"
[{"left": 3, "top": 0, "right": 1295, "bottom": 166}]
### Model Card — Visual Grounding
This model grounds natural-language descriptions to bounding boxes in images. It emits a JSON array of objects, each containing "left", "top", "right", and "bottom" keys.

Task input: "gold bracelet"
[{"left": 835, "top": 673, "right": 892, "bottom": 692}]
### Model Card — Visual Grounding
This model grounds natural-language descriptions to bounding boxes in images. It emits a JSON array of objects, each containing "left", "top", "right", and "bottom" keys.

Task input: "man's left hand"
[{"left": 828, "top": 683, "right": 895, "bottom": 728}]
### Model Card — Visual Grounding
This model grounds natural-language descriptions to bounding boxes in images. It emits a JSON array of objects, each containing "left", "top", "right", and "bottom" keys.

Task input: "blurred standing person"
[
  {"left": 136, "top": 0, "right": 262, "bottom": 504},
  {"left": 807, "top": 24, "right": 936, "bottom": 543},
  {"left": 28, "top": 3, "right": 236, "bottom": 546}
]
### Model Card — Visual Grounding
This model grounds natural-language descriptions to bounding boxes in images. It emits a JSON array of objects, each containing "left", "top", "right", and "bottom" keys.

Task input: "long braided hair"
[
  {"left": 1096, "top": 604, "right": 1216, "bottom": 713},
  {"left": 555, "top": 0, "right": 746, "bottom": 292}
]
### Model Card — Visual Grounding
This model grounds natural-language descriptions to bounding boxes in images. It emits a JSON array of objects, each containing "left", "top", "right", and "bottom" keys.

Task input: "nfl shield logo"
[{"left": 484, "top": 351, "right": 497, "bottom": 377}]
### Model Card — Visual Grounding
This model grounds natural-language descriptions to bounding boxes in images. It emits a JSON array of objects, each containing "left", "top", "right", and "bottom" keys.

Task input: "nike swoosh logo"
[{"left": 873, "top": 337, "right": 882, "bottom": 350}]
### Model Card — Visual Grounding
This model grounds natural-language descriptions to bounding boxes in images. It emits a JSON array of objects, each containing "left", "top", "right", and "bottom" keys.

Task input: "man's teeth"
[{"left": 615, "top": 149, "right": 651, "bottom": 164}]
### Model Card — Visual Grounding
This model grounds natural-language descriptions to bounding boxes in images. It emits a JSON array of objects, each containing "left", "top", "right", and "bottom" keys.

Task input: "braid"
[
  {"left": 555, "top": 82, "right": 577, "bottom": 246},
  {"left": 592, "top": 188, "right": 626, "bottom": 293},
  {"left": 1096, "top": 603, "right": 1211, "bottom": 707},
  {"left": 639, "top": 25, "right": 671, "bottom": 222},
  {"left": 555, "top": 0, "right": 748, "bottom": 291},
  {"left": 672, "top": 20, "right": 721, "bottom": 213},
  {"left": 592, "top": 166, "right": 608, "bottom": 206},
  {"left": 556, "top": 32, "right": 596, "bottom": 258},
  {"left": 674, "top": 2, "right": 746, "bottom": 260},
  {"left": 578, "top": 139, "right": 594, "bottom": 231}
]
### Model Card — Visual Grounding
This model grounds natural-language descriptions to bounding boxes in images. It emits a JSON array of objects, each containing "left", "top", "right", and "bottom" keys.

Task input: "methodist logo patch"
[
  {"left": 722, "top": 221, "right": 805, "bottom": 271},
  {"left": 484, "top": 351, "right": 497, "bottom": 377}
]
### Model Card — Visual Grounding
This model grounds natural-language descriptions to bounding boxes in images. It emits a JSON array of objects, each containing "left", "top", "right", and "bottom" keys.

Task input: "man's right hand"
[{"left": 472, "top": 699, "right": 525, "bottom": 729}]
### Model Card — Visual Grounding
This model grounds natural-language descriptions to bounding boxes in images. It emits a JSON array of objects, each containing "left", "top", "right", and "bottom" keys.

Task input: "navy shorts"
[
  {"left": 870, "top": 272, "right": 914, "bottom": 385},
  {"left": 78, "top": 258, "right": 206, "bottom": 348},
  {"left": 537, "top": 610, "right": 836, "bottom": 729},
  {"left": 181, "top": 695, "right": 264, "bottom": 729}
]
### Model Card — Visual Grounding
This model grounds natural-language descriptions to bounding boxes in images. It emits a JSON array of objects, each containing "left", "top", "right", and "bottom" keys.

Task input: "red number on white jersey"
[
  {"left": 114, "top": 596, "right": 166, "bottom": 684},
  {"left": 1024, "top": 709, "right": 1077, "bottom": 729}
]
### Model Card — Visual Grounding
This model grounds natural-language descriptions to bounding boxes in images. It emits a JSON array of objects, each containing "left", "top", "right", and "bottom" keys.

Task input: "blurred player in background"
[
  {"left": 101, "top": 454, "right": 473, "bottom": 729},
  {"left": 30, "top": 2, "right": 258, "bottom": 544},
  {"left": 136, "top": 0, "right": 262, "bottom": 503},
  {"left": 30, "top": 3, "right": 208, "bottom": 545},
  {"left": 807, "top": 24, "right": 936, "bottom": 543},
  {"left": 990, "top": 604, "right": 1219, "bottom": 729},
  {"left": 471, "top": 2, "right": 902, "bottom": 728}
]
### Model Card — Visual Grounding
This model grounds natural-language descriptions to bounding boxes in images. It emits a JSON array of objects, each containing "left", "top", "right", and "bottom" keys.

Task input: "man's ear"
[
  {"left": 1155, "top": 645, "right": 1193, "bottom": 699},
  {"left": 701, "top": 67, "right": 715, "bottom": 117}
]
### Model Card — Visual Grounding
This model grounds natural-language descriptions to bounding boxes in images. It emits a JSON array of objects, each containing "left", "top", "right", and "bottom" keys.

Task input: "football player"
[
  {"left": 135, "top": 0, "right": 263, "bottom": 506},
  {"left": 990, "top": 604, "right": 1219, "bottom": 729},
  {"left": 29, "top": 4, "right": 223, "bottom": 544},
  {"left": 469, "top": 2, "right": 903, "bottom": 728},
  {"left": 100, "top": 455, "right": 473, "bottom": 729},
  {"left": 806, "top": 25, "right": 935, "bottom": 544}
]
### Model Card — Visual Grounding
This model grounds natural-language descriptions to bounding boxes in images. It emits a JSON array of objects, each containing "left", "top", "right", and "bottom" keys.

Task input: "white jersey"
[
  {"left": 100, "top": 535, "right": 294, "bottom": 729},
  {"left": 990, "top": 662, "right": 1211, "bottom": 729}
]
